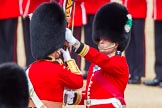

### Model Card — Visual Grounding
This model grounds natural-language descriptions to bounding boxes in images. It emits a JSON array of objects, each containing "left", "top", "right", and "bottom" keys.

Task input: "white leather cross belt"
[{"left": 84, "top": 98, "right": 125, "bottom": 108}]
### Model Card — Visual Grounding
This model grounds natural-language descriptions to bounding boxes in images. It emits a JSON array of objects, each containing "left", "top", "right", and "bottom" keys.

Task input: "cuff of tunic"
[{"left": 75, "top": 42, "right": 89, "bottom": 57}]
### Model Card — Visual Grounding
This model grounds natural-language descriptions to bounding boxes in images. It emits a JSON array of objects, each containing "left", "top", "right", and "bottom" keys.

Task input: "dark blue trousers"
[
  {"left": 125, "top": 18, "right": 146, "bottom": 78},
  {"left": 84, "top": 15, "right": 98, "bottom": 71},
  {"left": 154, "top": 20, "right": 162, "bottom": 80},
  {"left": 0, "top": 18, "right": 18, "bottom": 64},
  {"left": 0, "top": 17, "right": 34, "bottom": 66}
]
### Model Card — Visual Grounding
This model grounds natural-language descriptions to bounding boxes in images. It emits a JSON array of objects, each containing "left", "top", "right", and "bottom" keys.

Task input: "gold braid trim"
[
  {"left": 78, "top": 44, "right": 89, "bottom": 57},
  {"left": 66, "top": 59, "right": 81, "bottom": 75},
  {"left": 55, "top": 58, "right": 63, "bottom": 64},
  {"left": 48, "top": 56, "right": 55, "bottom": 62},
  {"left": 73, "top": 91, "right": 82, "bottom": 105},
  {"left": 46, "top": 56, "right": 63, "bottom": 64}
]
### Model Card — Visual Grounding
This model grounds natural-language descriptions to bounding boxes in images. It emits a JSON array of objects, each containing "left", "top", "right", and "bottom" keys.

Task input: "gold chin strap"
[
  {"left": 47, "top": 56, "right": 63, "bottom": 64},
  {"left": 56, "top": 58, "right": 63, "bottom": 64},
  {"left": 56, "top": 49, "right": 61, "bottom": 55},
  {"left": 47, "top": 55, "right": 55, "bottom": 62},
  {"left": 98, "top": 43, "right": 116, "bottom": 51},
  {"left": 66, "top": 59, "right": 81, "bottom": 75}
]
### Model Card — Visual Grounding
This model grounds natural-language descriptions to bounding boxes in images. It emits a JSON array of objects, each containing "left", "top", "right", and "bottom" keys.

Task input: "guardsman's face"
[{"left": 98, "top": 37, "right": 118, "bottom": 55}]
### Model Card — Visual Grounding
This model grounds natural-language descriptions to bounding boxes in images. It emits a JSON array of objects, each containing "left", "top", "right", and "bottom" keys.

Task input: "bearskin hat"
[
  {"left": 30, "top": 2, "right": 66, "bottom": 59},
  {"left": 92, "top": 2, "right": 132, "bottom": 52},
  {"left": 0, "top": 62, "right": 29, "bottom": 108}
]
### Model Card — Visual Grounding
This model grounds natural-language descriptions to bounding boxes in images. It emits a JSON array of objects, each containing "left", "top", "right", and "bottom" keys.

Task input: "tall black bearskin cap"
[
  {"left": 92, "top": 2, "right": 132, "bottom": 52},
  {"left": 0, "top": 62, "right": 29, "bottom": 108},
  {"left": 30, "top": 2, "right": 66, "bottom": 59}
]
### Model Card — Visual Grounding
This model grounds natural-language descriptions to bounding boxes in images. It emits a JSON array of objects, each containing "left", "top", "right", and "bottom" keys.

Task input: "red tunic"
[
  {"left": 22, "top": 0, "right": 50, "bottom": 17},
  {"left": 69, "top": 0, "right": 86, "bottom": 27},
  {"left": 0, "top": 0, "right": 21, "bottom": 19},
  {"left": 79, "top": 47, "right": 129, "bottom": 108},
  {"left": 84, "top": 0, "right": 110, "bottom": 15},
  {"left": 22, "top": 0, "right": 65, "bottom": 17},
  {"left": 122, "top": 0, "right": 147, "bottom": 18},
  {"left": 69, "top": 0, "right": 110, "bottom": 27},
  {"left": 28, "top": 60, "right": 83, "bottom": 102},
  {"left": 153, "top": 0, "right": 162, "bottom": 20},
  {"left": 0, "top": 0, "right": 51, "bottom": 19}
]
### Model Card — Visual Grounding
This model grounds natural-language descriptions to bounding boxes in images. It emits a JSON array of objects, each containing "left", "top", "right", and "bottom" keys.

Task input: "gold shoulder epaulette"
[{"left": 66, "top": 59, "right": 81, "bottom": 75}]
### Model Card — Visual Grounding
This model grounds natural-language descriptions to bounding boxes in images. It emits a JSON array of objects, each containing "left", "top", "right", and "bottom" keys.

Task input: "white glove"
[
  {"left": 64, "top": 89, "right": 75, "bottom": 105},
  {"left": 65, "top": 28, "right": 77, "bottom": 45},
  {"left": 60, "top": 48, "right": 71, "bottom": 62}
]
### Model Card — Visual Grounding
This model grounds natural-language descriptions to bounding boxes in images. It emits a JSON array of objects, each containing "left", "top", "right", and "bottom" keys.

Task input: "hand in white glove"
[
  {"left": 64, "top": 89, "right": 75, "bottom": 105},
  {"left": 65, "top": 28, "right": 77, "bottom": 45},
  {"left": 60, "top": 48, "right": 71, "bottom": 62}
]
